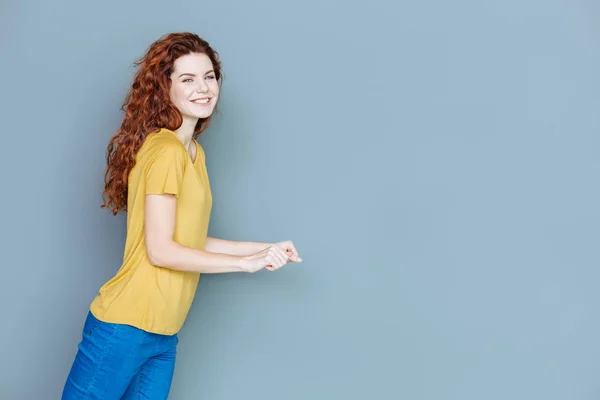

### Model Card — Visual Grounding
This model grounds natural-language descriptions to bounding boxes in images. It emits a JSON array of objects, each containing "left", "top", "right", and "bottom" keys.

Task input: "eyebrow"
[{"left": 178, "top": 70, "right": 215, "bottom": 78}]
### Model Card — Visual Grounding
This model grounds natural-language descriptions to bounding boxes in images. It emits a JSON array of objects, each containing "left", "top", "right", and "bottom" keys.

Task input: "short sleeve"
[{"left": 144, "top": 143, "right": 186, "bottom": 196}]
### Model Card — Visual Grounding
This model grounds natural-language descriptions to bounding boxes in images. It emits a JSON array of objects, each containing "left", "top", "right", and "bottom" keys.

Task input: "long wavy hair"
[{"left": 101, "top": 32, "right": 223, "bottom": 215}]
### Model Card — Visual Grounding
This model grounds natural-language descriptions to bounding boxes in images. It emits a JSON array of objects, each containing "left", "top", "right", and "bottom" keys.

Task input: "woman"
[{"left": 61, "top": 32, "right": 302, "bottom": 399}]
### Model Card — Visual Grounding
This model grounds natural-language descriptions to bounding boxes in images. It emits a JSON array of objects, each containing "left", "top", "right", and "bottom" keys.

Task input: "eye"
[
  {"left": 183, "top": 78, "right": 193, "bottom": 83},
  {"left": 205, "top": 75, "right": 215, "bottom": 80}
]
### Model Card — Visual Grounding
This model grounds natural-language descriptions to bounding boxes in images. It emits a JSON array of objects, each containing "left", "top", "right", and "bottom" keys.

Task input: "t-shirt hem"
[{"left": 88, "top": 307, "right": 181, "bottom": 336}]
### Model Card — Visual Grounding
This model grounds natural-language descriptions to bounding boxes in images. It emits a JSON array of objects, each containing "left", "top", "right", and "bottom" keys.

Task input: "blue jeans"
[{"left": 61, "top": 311, "right": 178, "bottom": 399}]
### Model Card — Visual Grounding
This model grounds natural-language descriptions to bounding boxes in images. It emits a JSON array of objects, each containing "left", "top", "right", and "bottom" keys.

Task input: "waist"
[{"left": 90, "top": 265, "right": 200, "bottom": 334}]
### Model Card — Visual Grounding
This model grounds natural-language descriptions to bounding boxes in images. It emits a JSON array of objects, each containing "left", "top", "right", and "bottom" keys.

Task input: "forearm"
[
  {"left": 204, "top": 236, "right": 270, "bottom": 256},
  {"left": 148, "top": 240, "right": 246, "bottom": 273}
]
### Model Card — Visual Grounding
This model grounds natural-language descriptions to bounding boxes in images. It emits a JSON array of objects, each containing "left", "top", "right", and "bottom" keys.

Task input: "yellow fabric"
[{"left": 90, "top": 128, "right": 213, "bottom": 334}]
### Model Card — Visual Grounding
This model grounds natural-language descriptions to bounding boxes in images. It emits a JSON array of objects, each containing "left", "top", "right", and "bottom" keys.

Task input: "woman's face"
[{"left": 169, "top": 52, "right": 220, "bottom": 123}]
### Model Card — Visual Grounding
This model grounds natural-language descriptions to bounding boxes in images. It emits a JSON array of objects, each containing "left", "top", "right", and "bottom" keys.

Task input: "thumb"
[{"left": 288, "top": 254, "right": 302, "bottom": 263}]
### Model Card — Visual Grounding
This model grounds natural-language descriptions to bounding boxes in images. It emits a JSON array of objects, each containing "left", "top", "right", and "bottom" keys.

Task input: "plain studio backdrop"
[{"left": 1, "top": 0, "right": 600, "bottom": 399}]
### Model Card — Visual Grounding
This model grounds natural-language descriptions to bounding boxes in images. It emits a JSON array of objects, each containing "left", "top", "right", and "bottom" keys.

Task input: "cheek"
[
  {"left": 211, "top": 83, "right": 220, "bottom": 98},
  {"left": 171, "top": 85, "right": 191, "bottom": 104}
]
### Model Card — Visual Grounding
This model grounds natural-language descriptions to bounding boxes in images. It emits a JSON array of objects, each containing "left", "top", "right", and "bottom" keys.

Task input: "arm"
[
  {"left": 204, "top": 237, "right": 270, "bottom": 256},
  {"left": 144, "top": 193, "right": 246, "bottom": 273},
  {"left": 205, "top": 237, "right": 303, "bottom": 263},
  {"left": 144, "top": 193, "right": 292, "bottom": 273}
]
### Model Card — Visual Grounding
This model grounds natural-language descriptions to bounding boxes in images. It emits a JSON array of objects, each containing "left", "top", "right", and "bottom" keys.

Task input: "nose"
[{"left": 195, "top": 79, "right": 209, "bottom": 93}]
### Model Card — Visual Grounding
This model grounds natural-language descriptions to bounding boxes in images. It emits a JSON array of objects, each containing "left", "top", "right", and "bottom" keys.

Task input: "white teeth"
[{"left": 192, "top": 98, "right": 210, "bottom": 104}]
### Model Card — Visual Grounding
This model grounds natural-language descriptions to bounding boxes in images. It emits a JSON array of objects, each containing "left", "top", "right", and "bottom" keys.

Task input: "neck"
[{"left": 174, "top": 117, "right": 198, "bottom": 148}]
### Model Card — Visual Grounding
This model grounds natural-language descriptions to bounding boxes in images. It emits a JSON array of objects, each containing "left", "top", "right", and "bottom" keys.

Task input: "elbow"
[{"left": 146, "top": 242, "right": 171, "bottom": 267}]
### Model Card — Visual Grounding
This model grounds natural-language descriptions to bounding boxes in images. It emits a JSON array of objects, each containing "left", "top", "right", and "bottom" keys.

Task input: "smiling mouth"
[{"left": 190, "top": 98, "right": 211, "bottom": 104}]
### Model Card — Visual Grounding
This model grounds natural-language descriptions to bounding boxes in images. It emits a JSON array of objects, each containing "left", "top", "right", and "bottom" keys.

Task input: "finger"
[
  {"left": 275, "top": 249, "right": 290, "bottom": 266},
  {"left": 288, "top": 254, "right": 302, "bottom": 262},
  {"left": 265, "top": 255, "right": 276, "bottom": 270},
  {"left": 284, "top": 248, "right": 301, "bottom": 262},
  {"left": 285, "top": 242, "right": 297, "bottom": 253},
  {"left": 270, "top": 257, "right": 286, "bottom": 271},
  {"left": 269, "top": 247, "right": 287, "bottom": 267},
  {"left": 269, "top": 259, "right": 284, "bottom": 271},
  {"left": 286, "top": 243, "right": 298, "bottom": 255},
  {"left": 285, "top": 244, "right": 302, "bottom": 262}
]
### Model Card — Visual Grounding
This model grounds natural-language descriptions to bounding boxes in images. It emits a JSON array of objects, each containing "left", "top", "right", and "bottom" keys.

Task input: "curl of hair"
[{"left": 101, "top": 32, "right": 222, "bottom": 215}]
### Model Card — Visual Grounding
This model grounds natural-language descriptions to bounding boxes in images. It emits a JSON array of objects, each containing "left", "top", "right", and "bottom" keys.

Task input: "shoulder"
[
  {"left": 144, "top": 128, "right": 185, "bottom": 151},
  {"left": 139, "top": 129, "right": 187, "bottom": 162}
]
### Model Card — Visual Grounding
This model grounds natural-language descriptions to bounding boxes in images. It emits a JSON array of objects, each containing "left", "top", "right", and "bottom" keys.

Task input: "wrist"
[
  {"left": 235, "top": 255, "right": 250, "bottom": 272},
  {"left": 254, "top": 242, "right": 271, "bottom": 253}
]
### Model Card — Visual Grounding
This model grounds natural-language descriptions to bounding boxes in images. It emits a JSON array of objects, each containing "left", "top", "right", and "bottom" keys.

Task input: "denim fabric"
[{"left": 61, "top": 311, "right": 178, "bottom": 399}]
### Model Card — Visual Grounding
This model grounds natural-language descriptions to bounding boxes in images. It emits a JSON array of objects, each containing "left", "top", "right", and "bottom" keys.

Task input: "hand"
[
  {"left": 274, "top": 240, "right": 302, "bottom": 264},
  {"left": 240, "top": 245, "right": 291, "bottom": 273}
]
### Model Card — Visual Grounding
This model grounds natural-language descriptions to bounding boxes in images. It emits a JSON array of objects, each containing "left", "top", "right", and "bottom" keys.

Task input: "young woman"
[{"left": 61, "top": 32, "right": 302, "bottom": 400}]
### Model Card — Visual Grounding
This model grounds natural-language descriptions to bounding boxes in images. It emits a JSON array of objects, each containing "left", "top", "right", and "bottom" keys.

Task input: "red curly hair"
[{"left": 101, "top": 32, "right": 223, "bottom": 215}]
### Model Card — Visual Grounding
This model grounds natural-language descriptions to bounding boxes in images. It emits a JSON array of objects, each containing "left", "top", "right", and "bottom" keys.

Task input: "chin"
[
  {"left": 194, "top": 111, "right": 214, "bottom": 119},
  {"left": 184, "top": 109, "right": 215, "bottom": 120}
]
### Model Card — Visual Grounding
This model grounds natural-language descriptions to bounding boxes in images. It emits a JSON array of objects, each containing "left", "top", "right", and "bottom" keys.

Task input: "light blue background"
[{"left": 1, "top": 0, "right": 600, "bottom": 398}]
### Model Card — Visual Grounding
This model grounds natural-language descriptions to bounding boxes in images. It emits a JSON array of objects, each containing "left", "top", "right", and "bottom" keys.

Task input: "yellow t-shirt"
[{"left": 90, "top": 128, "right": 213, "bottom": 335}]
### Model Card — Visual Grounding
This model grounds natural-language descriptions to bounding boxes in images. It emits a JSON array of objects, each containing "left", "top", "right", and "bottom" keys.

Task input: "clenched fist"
[{"left": 240, "top": 241, "right": 302, "bottom": 273}]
